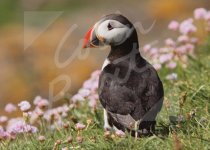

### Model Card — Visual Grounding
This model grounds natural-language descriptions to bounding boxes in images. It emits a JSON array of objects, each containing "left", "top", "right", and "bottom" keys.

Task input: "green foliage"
[{"left": 0, "top": 0, "right": 20, "bottom": 25}]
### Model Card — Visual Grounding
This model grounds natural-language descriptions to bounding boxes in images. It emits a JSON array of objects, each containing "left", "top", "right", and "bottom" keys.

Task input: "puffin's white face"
[
  {"left": 82, "top": 15, "right": 135, "bottom": 48},
  {"left": 95, "top": 20, "right": 133, "bottom": 46}
]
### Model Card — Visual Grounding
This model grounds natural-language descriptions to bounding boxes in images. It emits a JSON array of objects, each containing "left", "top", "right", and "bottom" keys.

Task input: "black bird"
[{"left": 83, "top": 14, "right": 164, "bottom": 137}]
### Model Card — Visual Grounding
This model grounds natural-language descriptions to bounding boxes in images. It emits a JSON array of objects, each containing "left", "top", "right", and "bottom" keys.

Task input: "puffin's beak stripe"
[
  {"left": 82, "top": 27, "right": 94, "bottom": 48},
  {"left": 83, "top": 23, "right": 103, "bottom": 48}
]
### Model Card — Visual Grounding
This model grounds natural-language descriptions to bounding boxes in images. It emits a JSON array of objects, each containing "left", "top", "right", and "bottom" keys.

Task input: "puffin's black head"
[{"left": 83, "top": 14, "right": 137, "bottom": 48}]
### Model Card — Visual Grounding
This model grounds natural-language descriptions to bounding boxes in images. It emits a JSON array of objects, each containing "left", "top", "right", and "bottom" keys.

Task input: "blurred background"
[{"left": 0, "top": 0, "right": 209, "bottom": 110}]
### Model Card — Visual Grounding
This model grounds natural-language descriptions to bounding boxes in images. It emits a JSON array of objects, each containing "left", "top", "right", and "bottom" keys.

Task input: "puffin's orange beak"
[
  {"left": 82, "top": 26, "right": 102, "bottom": 48},
  {"left": 82, "top": 27, "right": 94, "bottom": 48}
]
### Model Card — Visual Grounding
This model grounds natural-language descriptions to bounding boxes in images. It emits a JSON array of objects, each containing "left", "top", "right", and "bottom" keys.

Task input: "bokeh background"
[{"left": 0, "top": 0, "right": 209, "bottom": 110}]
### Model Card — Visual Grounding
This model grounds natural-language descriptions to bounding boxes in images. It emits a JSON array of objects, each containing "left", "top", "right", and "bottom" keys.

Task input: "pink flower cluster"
[
  {"left": 71, "top": 70, "right": 100, "bottom": 108},
  {"left": 0, "top": 95, "right": 76, "bottom": 140},
  {"left": 7, "top": 119, "right": 38, "bottom": 134},
  {"left": 0, "top": 96, "right": 51, "bottom": 140},
  {"left": 143, "top": 7, "right": 210, "bottom": 80},
  {"left": 0, "top": 126, "right": 15, "bottom": 140},
  {"left": 41, "top": 104, "right": 71, "bottom": 129},
  {"left": 0, "top": 118, "right": 37, "bottom": 140},
  {"left": 33, "top": 96, "right": 49, "bottom": 109},
  {"left": 194, "top": 8, "right": 210, "bottom": 20}
]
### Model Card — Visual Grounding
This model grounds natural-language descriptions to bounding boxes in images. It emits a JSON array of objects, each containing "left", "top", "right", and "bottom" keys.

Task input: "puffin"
[{"left": 82, "top": 14, "right": 164, "bottom": 137}]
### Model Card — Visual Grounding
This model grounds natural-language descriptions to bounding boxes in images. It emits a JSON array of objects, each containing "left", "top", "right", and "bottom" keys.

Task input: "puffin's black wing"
[{"left": 98, "top": 58, "right": 164, "bottom": 131}]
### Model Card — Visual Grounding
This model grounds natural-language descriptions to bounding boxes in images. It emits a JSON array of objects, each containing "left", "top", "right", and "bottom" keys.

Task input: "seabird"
[{"left": 83, "top": 14, "right": 164, "bottom": 138}]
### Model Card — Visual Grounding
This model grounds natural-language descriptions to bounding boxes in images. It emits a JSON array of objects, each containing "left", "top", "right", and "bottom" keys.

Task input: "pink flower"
[
  {"left": 168, "top": 20, "right": 179, "bottom": 31},
  {"left": 34, "top": 108, "right": 44, "bottom": 117},
  {"left": 88, "top": 100, "right": 97, "bottom": 108},
  {"left": 0, "top": 128, "right": 11, "bottom": 140},
  {"left": 33, "top": 96, "right": 49, "bottom": 108},
  {"left": 167, "top": 61, "right": 177, "bottom": 69},
  {"left": 176, "top": 46, "right": 187, "bottom": 54},
  {"left": 38, "top": 135, "right": 46, "bottom": 142},
  {"left": 38, "top": 100, "right": 49, "bottom": 108},
  {"left": 194, "top": 8, "right": 207, "bottom": 20},
  {"left": 61, "top": 112, "right": 68, "bottom": 118},
  {"left": 179, "top": 18, "right": 197, "bottom": 34},
  {"left": 185, "top": 43, "right": 195, "bottom": 53},
  {"left": 5, "top": 103, "right": 17, "bottom": 113},
  {"left": 178, "top": 35, "right": 189, "bottom": 43},
  {"left": 7, "top": 120, "right": 38, "bottom": 134},
  {"left": 71, "top": 94, "right": 85, "bottom": 102},
  {"left": 165, "top": 38, "right": 176, "bottom": 47},
  {"left": 159, "top": 53, "right": 173, "bottom": 63},
  {"left": 83, "top": 80, "right": 93, "bottom": 89},
  {"left": 56, "top": 106, "right": 64, "bottom": 114},
  {"left": 78, "top": 88, "right": 91, "bottom": 97},
  {"left": 190, "top": 37, "right": 198, "bottom": 44},
  {"left": 43, "top": 110, "right": 54, "bottom": 122},
  {"left": 115, "top": 130, "right": 125, "bottom": 137},
  {"left": 18, "top": 101, "right": 31, "bottom": 112},
  {"left": 82, "top": 71, "right": 100, "bottom": 92},
  {"left": 33, "top": 96, "right": 42, "bottom": 105},
  {"left": 166, "top": 73, "right": 178, "bottom": 81},
  {"left": 149, "top": 48, "right": 159, "bottom": 57},
  {"left": 91, "top": 80, "right": 99, "bottom": 91},
  {"left": 91, "top": 70, "right": 101, "bottom": 78},
  {"left": 62, "top": 105, "right": 70, "bottom": 113},
  {"left": 205, "top": 11, "right": 210, "bottom": 21},
  {"left": 153, "top": 63, "right": 162, "bottom": 70},
  {"left": 143, "top": 44, "right": 151, "bottom": 52},
  {"left": 38, "top": 100, "right": 49, "bottom": 109},
  {"left": 0, "top": 116, "right": 8, "bottom": 124},
  {"left": 75, "top": 123, "right": 86, "bottom": 130},
  {"left": 88, "top": 95, "right": 98, "bottom": 108}
]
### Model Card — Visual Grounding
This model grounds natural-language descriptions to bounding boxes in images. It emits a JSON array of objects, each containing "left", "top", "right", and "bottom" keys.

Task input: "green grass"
[{"left": 1, "top": 42, "right": 210, "bottom": 150}]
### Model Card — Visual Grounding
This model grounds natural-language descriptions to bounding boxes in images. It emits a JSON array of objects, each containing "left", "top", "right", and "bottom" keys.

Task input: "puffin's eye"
[{"left": 107, "top": 23, "right": 113, "bottom": 30}]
